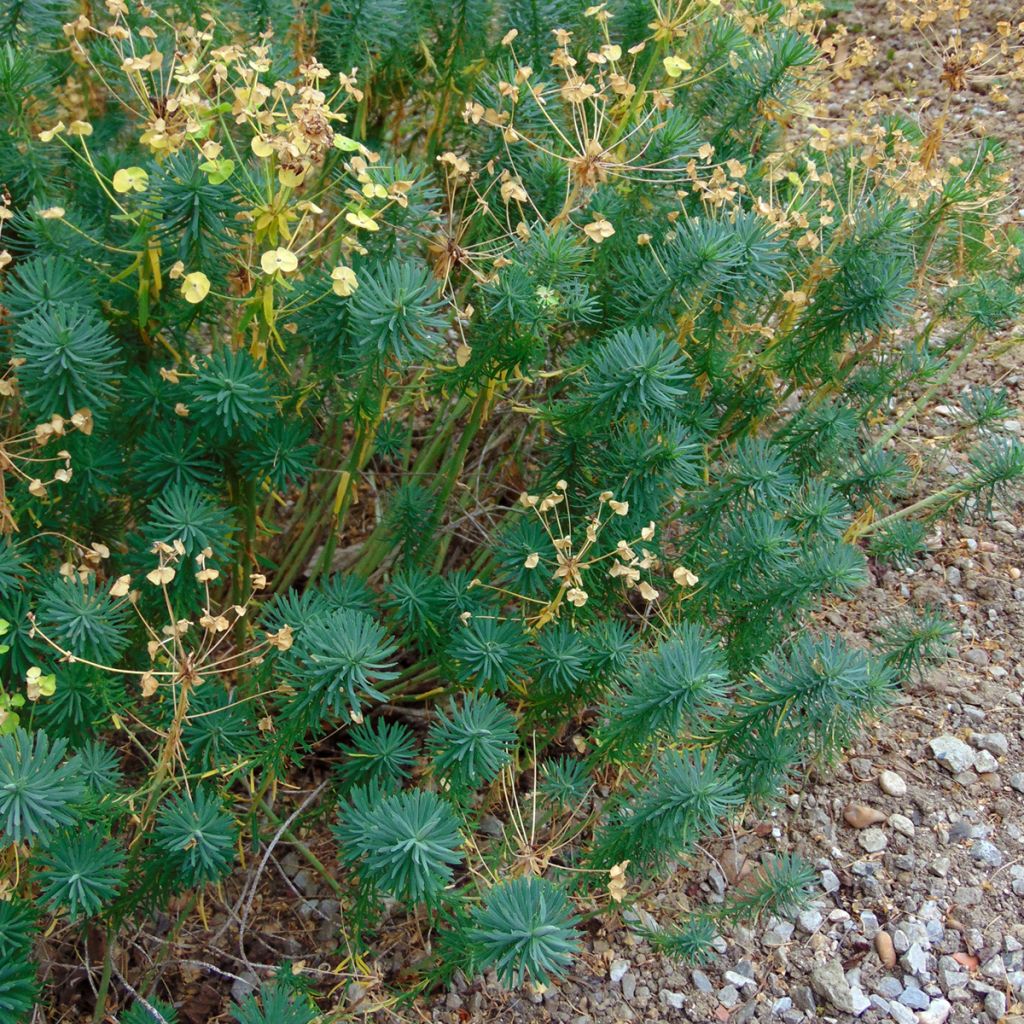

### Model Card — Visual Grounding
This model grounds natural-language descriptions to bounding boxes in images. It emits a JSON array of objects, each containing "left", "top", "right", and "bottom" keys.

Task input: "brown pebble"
[
  {"left": 844, "top": 802, "right": 887, "bottom": 829},
  {"left": 875, "top": 931, "right": 897, "bottom": 968}
]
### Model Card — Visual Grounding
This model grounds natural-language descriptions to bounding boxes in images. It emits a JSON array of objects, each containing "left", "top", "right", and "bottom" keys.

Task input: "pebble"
[
  {"left": 621, "top": 972, "right": 636, "bottom": 1001},
  {"left": 899, "top": 986, "right": 930, "bottom": 1010},
  {"left": 963, "top": 648, "right": 990, "bottom": 667},
  {"left": 798, "top": 909, "right": 823, "bottom": 934},
  {"left": 660, "top": 990, "right": 685, "bottom": 1010},
  {"left": 1010, "top": 773, "right": 1024, "bottom": 793},
  {"left": 973, "top": 750, "right": 1000, "bottom": 773},
  {"left": 918, "top": 998, "right": 952, "bottom": 1024},
  {"left": 985, "top": 990, "right": 1007, "bottom": 1020},
  {"left": 821, "top": 869, "right": 840, "bottom": 893},
  {"left": 858, "top": 827, "right": 888, "bottom": 853},
  {"left": 971, "top": 840, "right": 1004, "bottom": 868},
  {"left": 889, "top": 813, "right": 915, "bottom": 837},
  {"left": 692, "top": 969, "right": 713, "bottom": 993},
  {"left": 889, "top": 1002, "right": 917, "bottom": 1024},
  {"left": 902, "top": 943, "right": 930, "bottom": 976},
  {"left": 609, "top": 960, "right": 629, "bottom": 984},
  {"left": 971, "top": 732, "right": 1009, "bottom": 756},
  {"left": 717, "top": 986, "right": 738, "bottom": 1008},
  {"left": 846, "top": 802, "right": 887, "bottom": 828},
  {"left": 876, "top": 931, "right": 898, "bottom": 968},
  {"left": 810, "top": 959, "right": 858, "bottom": 1014},
  {"left": 930, "top": 735, "right": 977, "bottom": 774},
  {"left": 879, "top": 770, "right": 908, "bottom": 797}
]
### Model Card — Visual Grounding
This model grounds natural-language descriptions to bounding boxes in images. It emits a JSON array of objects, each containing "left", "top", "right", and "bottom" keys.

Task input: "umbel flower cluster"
[{"left": 0, "top": 0, "right": 1022, "bottom": 1018}]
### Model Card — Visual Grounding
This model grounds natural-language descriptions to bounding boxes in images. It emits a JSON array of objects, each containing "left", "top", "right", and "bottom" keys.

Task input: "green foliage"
[
  {"left": 467, "top": 876, "right": 580, "bottom": 987},
  {"left": 154, "top": 787, "right": 237, "bottom": 887},
  {"left": 0, "top": 729, "right": 84, "bottom": 844},
  {"left": 2, "top": 0, "right": 1021, "bottom": 1013},
  {"left": 335, "top": 787, "right": 463, "bottom": 905}
]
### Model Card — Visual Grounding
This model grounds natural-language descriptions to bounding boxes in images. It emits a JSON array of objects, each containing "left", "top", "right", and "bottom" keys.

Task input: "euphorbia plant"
[{"left": 0, "top": 0, "right": 1022, "bottom": 1019}]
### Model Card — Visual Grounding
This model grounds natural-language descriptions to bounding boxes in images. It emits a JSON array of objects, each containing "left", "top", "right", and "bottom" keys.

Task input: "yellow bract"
[
  {"left": 583, "top": 217, "right": 614, "bottom": 243},
  {"left": 181, "top": 271, "right": 211, "bottom": 303},
  {"left": 112, "top": 167, "right": 149, "bottom": 193},
  {"left": 261, "top": 248, "right": 299, "bottom": 275},
  {"left": 331, "top": 266, "right": 359, "bottom": 296},
  {"left": 345, "top": 210, "right": 379, "bottom": 232},
  {"left": 663, "top": 56, "right": 691, "bottom": 77}
]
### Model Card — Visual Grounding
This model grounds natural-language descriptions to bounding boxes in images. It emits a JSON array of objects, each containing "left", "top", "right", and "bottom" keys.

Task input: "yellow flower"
[
  {"left": 251, "top": 135, "right": 274, "bottom": 158},
  {"left": 38, "top": 121, "right": 66, "bottom": 142},
  {"left": 345, "top": 210, "right": 379, "bottom": 232},
  {"left": 663, "top": 55, "right": 691, "bottom": 77},
  {"left": 38, "top": 207, "right": 65, "bottom": 220},
  {"left": 181, "top": 271, "right": 211, "bottom": 303},
  {"left": 583, "top": 217, "right": 615, "bottom": 243},
  {"left": 330, "top": 266, "right": 358, "bottom": 297},
  {"left": 112, "top": 167, "right": 149, "bottom": 193},
  {"left": 261, "top": 248, "right": 299, "bottom": 275},
  {"left": 68, "top": 120, "right": 93, "bottom": 136}
]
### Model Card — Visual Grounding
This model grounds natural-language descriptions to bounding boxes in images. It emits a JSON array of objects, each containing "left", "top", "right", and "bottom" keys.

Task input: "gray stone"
[
  {"left": 791, "top": 984, "right": 815, "bottom": 1012},
  {"left": 1009, "top": 773, "right": 1024, "bottom": 793},
  {"left": 860, "top": 911, "right": 880, "bottom": 938},
  {"left": 899, "top": 987, "right": 930, "bottom": 1010},
  {"left": 930, "top": 736, "right": 976, "bottom": 773},
  {"left": 821, "top": 869, "right": 840, "bottom": 893},
  {"left": 918, "top": 998, "right": 952, "bottom": 1024},
  {"left": 981, "top": 956, "right": 1006, "bottom": 981},
  {"left": 771, "top": 997, "right": 792, "bottom": 1016},
  {"left": 889, "top": 813, "right": 915, "bottom": 837},
  {"left": 692, "top": 969, "right": 713, "bottom": 993},
  {"left": 621, "top": 972, "right": 636, "bottom": 1001},
  {"left": 231, "top": 970, "right": 259, "bottom": 1002},
  {"left": 609, "top": 960, "right": 629, "bottom": 984},
  {"left": 811, "top": 959, "right": 858, "bottom": 1014},
  {"left": 798, "top": 909, "right": 824, "bottom": 934},
  {"left": 292, "top": 868, "right": 318, "bottom": 897},
  {"left": 876, "top": 977, "right": 904, "bottom": 999},
  {"left": 984, "top": 990, "right": 1007, "bottom": 1020},
  {"left": 660, "top": 990, "right": 685, "bottom": 1010},
  {"left": 889, "top": 1002, "right": 917, "bottom": 1024},
  {"left": 717, "top": 986, "right": 739, "bottom": 1009},
  {"left": 971, "top": 840, "right": 1004, "bottom": 868},
  {"left": 971, "top": 732, "right": 1009, "bottom": 756},
  {"left": 963, "top": 648, "right": 989, "bottom": 667},
  {"left": 879, "top": 770, "right": 908, "bottom": 797},
  {"left": 859, "top": 828, "right": 888, "bottom": 853},
  {"left": 902, "top": 944, "right": 930, "bottom": 975},
  {"left": 973, "top": 750, "right": 1000, "bottom": 774}
]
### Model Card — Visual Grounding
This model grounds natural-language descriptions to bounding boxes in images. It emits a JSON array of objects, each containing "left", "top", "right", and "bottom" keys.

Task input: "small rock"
[
  {"left": 791, "top": 985, "right": 816, "bottom": 1013},
  {"left": 811, "top": 959, "right": 858, "bottom": 1014},
  {"left": 860, "top": 911, "right": 880, "bottom": 938},
  {"left": 930, "top": 736, "right": 976, "bottom": 774},
  {"left": 963, "top": 648, "right": 990, "bottom": 668},
  {"left": 889, "top": 1002, "right": 917, "bottom": 1024},
  {"left": 231, "top": 971, "right": 259, "bottom": 1002},
  {"left": 981, "top": 956, "right": 1007, "bottom": 982},
  {"left": 845, "top": 802, "right": 887, "bottom": 829},
  {"left": 660, "top": 990, "right": 685, "bottom": 1010},
  {"left": 931, "top": 856, "right": 951, "bottom": 878},
  {"left": 798, "top": 909, "right": 824, "bottom": 934},
  {"left": 717, "top": 986, "right": 738, "bottom": 1009},
  {"left": 971, "top": 733, "right": 1009, "bottom": 757},
  {"left": 692, "top": 969, "right": 713, "bottom": 994},
  {"left": 621, "top": 972, "right": 637, "bottom": 1001},
  {"left": 889, "top": 813, "right": 915, "bottom": 837},
  {"left": 918, "top": 998, "right": 952, "bottom": 1024},
  {"left": 610, "top": 960, "right": 629, "bottom": 984},
  {"left": 1009, "top": 773, "right": 1024, "bottom": 794},
  {"left": 899, "top": 987, "right": 930, "bottom": 1010},
  {"left": 902, "top": 943, "right": 929, "bottom": 976},
  {"left": 985, "top": 990, "right": 1007, "bottom": 1020},
  {"left": 971, "top": 840, "right": 1004, "bottom": 868},
  {"left": 876, "top": 931, "right": 898, "bottom": 968},
  {"left": 876, "top": 977, "right": 904, "bottom": 999},
  {"left": 858, "top": 828, "right": 888, "bottom": 853},
  {"left": 973, "top": 750, "right": 1000, "bottom": 773},
  {"left": 879, "top": 770, "right": 908, "bottom": 797},
  {"left": 821, "top": 869, "right": 840, "bottom": 894},
  {"left": 772, "top": 997, "right": 792, "bottom": 1016}
]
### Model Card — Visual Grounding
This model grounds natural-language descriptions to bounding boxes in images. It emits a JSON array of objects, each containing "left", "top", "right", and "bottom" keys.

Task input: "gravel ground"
[{"left": 420, "top": 4, "right": 1024, "bottom": 1023}]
